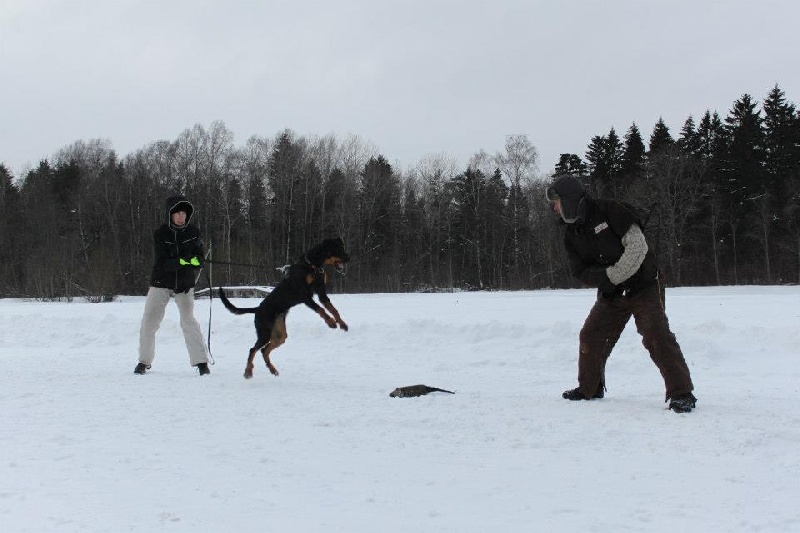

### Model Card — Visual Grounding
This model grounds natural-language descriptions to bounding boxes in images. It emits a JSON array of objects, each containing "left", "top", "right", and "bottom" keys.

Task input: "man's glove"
[
  {"left": 599, "top": 277, "right": 622, "bottom": 299},
  {"left": 179, "top": 257, "right": 201, "bottom": 267},
  {"left": 582, "top": 266, "right": 621, "bottom": 299}
]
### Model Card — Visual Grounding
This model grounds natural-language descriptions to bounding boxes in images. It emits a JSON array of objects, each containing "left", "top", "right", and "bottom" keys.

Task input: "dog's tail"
[{"left": 218, "top": 287, "right": 258, "bottom": 315}]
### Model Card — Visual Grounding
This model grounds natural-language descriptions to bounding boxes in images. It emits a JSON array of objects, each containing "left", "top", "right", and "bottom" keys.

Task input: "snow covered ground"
[{"left": 1, "top": 286, "right": 799, "bottom": 532}]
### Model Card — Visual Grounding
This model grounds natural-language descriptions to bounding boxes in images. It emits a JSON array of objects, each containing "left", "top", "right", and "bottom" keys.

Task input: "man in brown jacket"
[{"left": 546, "top": 175, "right": 697, "bottom": 413}]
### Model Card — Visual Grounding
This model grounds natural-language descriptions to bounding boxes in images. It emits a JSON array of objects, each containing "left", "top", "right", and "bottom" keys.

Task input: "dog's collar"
[{"left": 303, "top": 256, "right": 324, "bottom": 275}]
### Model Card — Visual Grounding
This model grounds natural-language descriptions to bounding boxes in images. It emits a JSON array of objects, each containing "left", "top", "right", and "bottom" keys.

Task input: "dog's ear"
[
  {"left": 306, "top": 238, "right": 350, "bottom": 265},
  {"left": 305, "top": 241, "right": 330, "bottom": 266},
  {"left": 332, "top": 237, "right": 350, "bottom": 262}
]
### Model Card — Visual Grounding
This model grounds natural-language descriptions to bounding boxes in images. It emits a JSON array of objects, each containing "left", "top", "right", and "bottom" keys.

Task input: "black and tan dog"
[{"left": 219, "top": 238, "right": 350, "bottom": 379}]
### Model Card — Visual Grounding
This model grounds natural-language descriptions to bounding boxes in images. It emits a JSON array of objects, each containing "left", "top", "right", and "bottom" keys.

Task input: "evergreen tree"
[
  {"left": 0, "top": 163, "right": 16, "bottom": 211},
  {"left": 321, "top": 167, "right": 347, "bottom": 236},
  {"left": 696, "top": 111, "right": 726, "bottom": 161},
  {"left": 762, "top": 84, "right": 799, "bottom": 198},
  {"left": 484, "top": 168, "right": 509, "bottom": 287},
  {"left": 621, "top": 123, "right": 646, "bottom": 185},
  {"left": 585, "top": 128, "right": 623, "bottom": 197},
  {"left": 449, "top": 167, "right": 488, "bottom": 288},
  {"left": 398, "top": 181, "right": 426, "bottom": 290},
  {"left": 0, "top": 164, "right": 20, "bottom": 295},
  {"left": 17, "top": 161, "right": 77, "bottom": 297},
  {"left": 585, "top": 136, "right": 606, "bottom": 196},
  {"left": 719, "top": 93, "right": 767, "bottom": 282},
  {"left": 606, "top": 128, "right": 624, "bottom": 187},
  {"left": 677, "top": 116, "right": 701, "bottom": 156},
  {"left": 693, "top": 110, "right": 728, "bottom": 284},
  {"left": 761, "top": 85, "right": 800, "bottom": 282},
  {"left": 554, "top": 154, "right": 587, "bottom": 177},
  {"left": 649, "top": 117, "right": 675, "bottom": 154},
  {"left": 359, "top": 155, "right": 402, "bottom": 288},
  {"left": 723, "top": 94, "right": 766, "bottom": 199}
]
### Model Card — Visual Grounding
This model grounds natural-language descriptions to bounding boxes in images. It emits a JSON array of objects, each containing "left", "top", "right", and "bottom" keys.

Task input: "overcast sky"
[{"left": 2, "top": 0, "right": 799, "bottom": 179}]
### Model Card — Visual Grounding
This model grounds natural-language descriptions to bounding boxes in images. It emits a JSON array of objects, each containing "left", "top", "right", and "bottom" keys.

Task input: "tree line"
[{"left": 1, "top": 84, "right": 799, "bottom": 299}]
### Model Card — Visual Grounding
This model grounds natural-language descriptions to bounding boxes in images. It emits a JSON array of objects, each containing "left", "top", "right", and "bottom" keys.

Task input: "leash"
[
  {"left": 205, "top": 259, "right": 266, "bottom": 269},
  {"left": 203, "top": 247, "right": 215, "bottom": 365}
]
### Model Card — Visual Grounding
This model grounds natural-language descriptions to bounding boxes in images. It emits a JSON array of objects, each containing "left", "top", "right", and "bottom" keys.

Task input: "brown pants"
[{"left": 577, "top": 278, "right": 694, "bottom": 400}]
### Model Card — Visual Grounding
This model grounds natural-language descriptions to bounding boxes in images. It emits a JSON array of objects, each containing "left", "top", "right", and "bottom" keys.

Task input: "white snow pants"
[{"left": 138, "top": 287, "right": 208, "bottom": 367}]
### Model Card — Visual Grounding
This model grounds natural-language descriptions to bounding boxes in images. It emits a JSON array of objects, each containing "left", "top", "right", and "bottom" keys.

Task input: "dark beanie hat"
[{"left": 546, "top": 175, "right": 586, "bottom": 223}]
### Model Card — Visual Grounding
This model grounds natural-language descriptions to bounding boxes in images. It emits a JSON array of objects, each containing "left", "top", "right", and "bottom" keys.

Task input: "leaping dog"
[{"left": 219, "top": 237, "right": 351, "bottom": 379}]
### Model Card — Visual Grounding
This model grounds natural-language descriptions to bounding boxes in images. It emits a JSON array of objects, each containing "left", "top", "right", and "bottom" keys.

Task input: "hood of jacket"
[
  {"left": 548, "top": 175, "right": 587, "bottom": 224},
  {"left": 165, "top": 195, "right": 194, "bottom": 227}
]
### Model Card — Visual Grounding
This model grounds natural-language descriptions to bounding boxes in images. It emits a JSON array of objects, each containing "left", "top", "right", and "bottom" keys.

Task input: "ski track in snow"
[{"left": 1, "top": 287, "right": 800, "bottom": 532}]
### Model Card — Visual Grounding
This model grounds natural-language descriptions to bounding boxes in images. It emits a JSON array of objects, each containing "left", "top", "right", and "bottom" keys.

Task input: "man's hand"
[{"left": 599, "top": 278, "right": 621, "bottom": 299}]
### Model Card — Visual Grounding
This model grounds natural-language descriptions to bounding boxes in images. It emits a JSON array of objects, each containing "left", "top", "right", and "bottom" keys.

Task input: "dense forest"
[{"left": 1, "top": 84, "right": 799, "bottom": 299}]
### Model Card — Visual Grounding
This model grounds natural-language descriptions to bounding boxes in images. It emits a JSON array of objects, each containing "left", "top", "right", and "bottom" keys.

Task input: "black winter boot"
[
  {"left": 196, "top": 362, "right": 211, "bottom": 376},
  {"left": 133, "top": 363, "right": 150, "bottom": 375},
  {"left": 668, "top": 392, "right": 697, "bottom": 413},
  {"left": 562, "top": 382, "right": 604, "bottom": 400}
]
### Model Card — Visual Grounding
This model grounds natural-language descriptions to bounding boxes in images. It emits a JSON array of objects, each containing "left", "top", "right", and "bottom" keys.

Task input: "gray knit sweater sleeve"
[{"left": 606, "top": 224, "right": 648, "bottom": 285}]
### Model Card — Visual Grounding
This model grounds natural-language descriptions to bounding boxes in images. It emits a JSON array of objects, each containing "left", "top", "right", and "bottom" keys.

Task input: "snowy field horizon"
[{"left": 2, "top": 286, "right": 799, "bottom": 532}]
